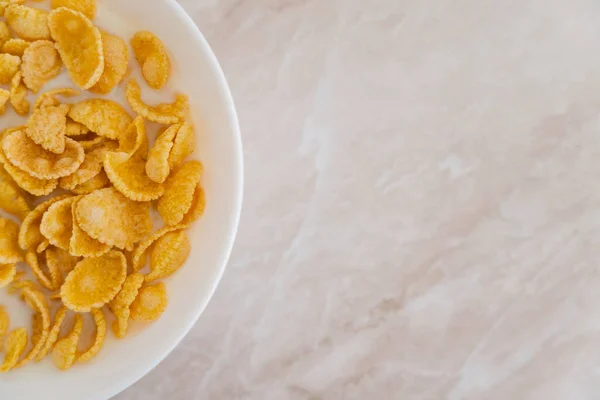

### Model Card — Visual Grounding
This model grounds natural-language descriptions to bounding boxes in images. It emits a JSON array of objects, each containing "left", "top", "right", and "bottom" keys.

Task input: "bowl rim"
[{"left": 98, "top": 1, "right": 244, "bottom": 398}]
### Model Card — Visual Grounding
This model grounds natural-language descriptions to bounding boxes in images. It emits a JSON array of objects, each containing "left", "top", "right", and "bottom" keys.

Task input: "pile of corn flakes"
[{"left": 0, "top": 0, "right": 205, "bottom": 372}]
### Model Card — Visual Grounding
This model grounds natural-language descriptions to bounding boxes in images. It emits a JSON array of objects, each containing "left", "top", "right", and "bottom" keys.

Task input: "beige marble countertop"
[{"left": 118, "top": 1, "right": 600, "bottom": 399}]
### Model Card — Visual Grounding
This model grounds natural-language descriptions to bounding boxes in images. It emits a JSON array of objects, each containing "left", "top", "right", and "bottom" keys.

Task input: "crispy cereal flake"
[
  {"left": 169, "top": 123, "right": 195, "bottom": 169},
  {"left": 40, "top": 196, "right": 77, "bottom": 251},
  {"left": 19, "top": 195, "right": 71, "bottom": 251},
  {"left": 68, "top": 99, "right": 133, "bottom": 140},
  {"left": 75, "top": 187, "right": 152, "bottom": 250},
  {"left": 60, "top": 251, "right": 127, "bottom": 312},
  {"left": 104, "top": 152, "right": 164, "bottom": 201},
  {"left": 0, "top": 328, "right": 27, "bottom": 372},
  {"left": 69, "top": 196, "right": 110, "bottom": 257},
  {"left": 130, "top": 282, "right": 167, "bottom": 322},
  {"left": 2, "top": 38, "right": 29, "bottom": 56},
  {"left": 35, "top": 305, "right": 66, "bottom": 361},
  {"left": 26, "top": 104, "right": 70, "bottom": 153},
  {"left": 0, "top": 218, "right": 23, "bottom": 264},
  {"left": 34, "top": 87, "right": 79, "bottom": 109},
  {"left": 0, "top": 53, "right": 21, "bottom": 84},
  {"left": 0, "top": 88, "right": 10, "bottom": 115},
  {"left": 59, "top": 146, "right": 107, "bottom": 190},
  {"left": 0, "top": 148, "right": 58, "bottom": 196},
  {"left": 48, "top": 7, "right": 103, "bottom": 89},
  {"left": 46, "top": 246, "right": 79, "bottom": 277},
  {"left": 51, "top": 313, "right": 82, "bottom": 370},
  {"left": 90, "top": 31, "right": 129, "bottom": 94},
  {"left": 146, "top": 124, "right": 178, "bottom": 184},
  {"left": 65, "top": 120, "right": 89, "bottom": 137},
  {"left": 77, "top": 307, "right": 106, "bottom": 363},
  {"left": 126, "top": 79, "right": 189, "bottom": 124},
  {"left": 2, "top": 131, "right": 85, "bottom": 179},
  {"left": 146, "top": 230, "right": 190, "bottom": 282},
  {"left": 9, "top": 72, "right": 30, "bottom": 115},
  {"left": 0, "top": 263, "right": 16, "bottom": 287},
  {"left": 22, "top": 40, "right": 63, "bottom": 93},
  {"left": 51, "top": 0, "right": 96, "bottom": 19},
  {"left": 0, "top": 167, "right": 30, "bottom": 219},
  {"left": 71, "top": 169, "right": 109, "bottom": 194},
  {"left": 5, "top": 5, "right": 50, "bottom": 41},
  {"left": 25, "top": 250, "right": 55, "bottom": 290},
  {"left": 15, "top": 287, "right": 50, "bottom": 367},
  {"left": 109, "top": 273, "right": 143, "bottom": 338},
  {"left": 131, "top": 224, "right": 184, "bottom": 272},
  {"left": 157, "top": 161, "right": 203, "bottom": 226},
  {"left": 117, "top": 115, "right": 147, "bottom": 158},
  {"left": 131, "top": 31, "right": 171, "bottom": 90}
]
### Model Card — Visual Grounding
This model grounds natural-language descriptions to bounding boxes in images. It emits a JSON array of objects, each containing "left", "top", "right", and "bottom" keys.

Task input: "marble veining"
[{"left": 118, "top": 1, "right": 600, "bottom": 399}]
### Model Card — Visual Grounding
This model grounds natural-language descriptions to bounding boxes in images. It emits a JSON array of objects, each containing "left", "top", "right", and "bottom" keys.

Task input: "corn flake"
[
  {"left": 146, "top": 230, "right": 190, "bottom": 283},
  {"left": 34, "top": 88, "right": 79, "bottom": 109},
  {"left": 10, "top": 72, "right": 30, "bottom": 115},
  {"left": 0, "top": 328, "right": 27, "bottom": 372},
  {"left": 117, "top": 115, "right": 147, "bottom": 158},
  {"left": 46, "top": 246, "right": 79, "bottom": 277},
  {"left": 77, "top": 307, "right": 105, "bottom": 363},
  {"left": 51, "top": 0, "right": 96, "bottom": 19},
  {"left": 126, "top": 79, "right": 189, "bottom": 124},
  {"left": 68, "top": 99, "right": 133, "bottom": 140},
  {"left": 2, "top": 130, "right": 85, "bottom": 179},
  {"left": 146, "top": 124, "right": 178, "bottom": 184},
  {"left": 35, "top": 305, "right": 66, "bottom": 361},
  {"left": 0, "top": 148, "right": 58, "bottom": 196},
  {"left": 169, "top": 123, "right": 195, "bottom": 169},
  {"left": 22, "top": 40, "right": 63, "bottom": 93},
  {"left": 0, "top": 263, "right": 16, "bottom": 287},
  {"left": 90, "top": 31, "right": 129, "bottom": 94},
  {"left": 2, "top": 38, "right": 29, "bottom": 56},
  {"left": 109, "top": 273, "right": 143, "bottom": 338},
  {"left": 131, "top": 31, "right": 170, "bottom": 90},
  {"left": 0, "top": 88, "right": 9, "bottom": 115},
  {"left": 71, "top": 169, "right": 109, "bottom": 194},
  {"left": 75, "top": 187, "right": 152, "bottom": 249},
  {"left": 130, "top": 282, "right": 167, "bottom": 322},
  {"left": 36, "top": 240, "right": 49, "bottom": 253},
  {"left": 181, "top": 184, "right": 205, "bottom": 226},
  {"left": 0, "top": 21, "right": 10, "bottom": 45},
  {"left": 105, "top": 152, "right": 164, "bottom": 201},
  {"left": 5, "top": 5, "right": 50, "bottom": 41},
  {"left": 65, "top": 120, "right": 89, "bottom": 137},
  {"left": 60, "top": 251, "right": 127, "bottom": 312},
  {"left": 51, "top": 313, "right": 82, "bottom": 370},
  {"left": 69, "top": 196, "right": 110, "bottom": 257},
  {"left": 0, "top": 53, "right": 21, "bottom": 84},
  {"left": 25, "top": 251, "right": 55, "bottom": 290},
  {"left": 0, "top": 167, "right": 30, "bottom": 219},
  {"left": 59, "top": 146, "right": 107, "bottom": 190},
  {"left": 25, "top": 104, "right": 70, "bottom": 153},
  {"left": 157, "top": 161, "right": 203, "bottom": 226},
  {"left": 15, "top": 287, "right": 50, "bottom": 367},
  {"left": 131, "top": 224, "right": 184, "bottom": 272},
  {"left": 19, "top": 195, "right": 70, "bottom": 251},
  {"left": 48, "top": 7, "right": 103, "bottom": 89},
  {"left": 40, "top": 196, "right": 76, "bottom": 251},
  {"left": 0, "top": 218, "right": 23, "bottom": 264}
]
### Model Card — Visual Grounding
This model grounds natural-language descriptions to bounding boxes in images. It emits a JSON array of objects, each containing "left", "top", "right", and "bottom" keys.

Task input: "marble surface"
[{"left": 118, "top": 0, "right": 600, "bottom": 399}]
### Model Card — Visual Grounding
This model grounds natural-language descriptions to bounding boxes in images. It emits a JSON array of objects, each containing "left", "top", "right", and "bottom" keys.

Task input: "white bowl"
[{"left": 0, "top": 1, "right": 243, "bottom": 399}]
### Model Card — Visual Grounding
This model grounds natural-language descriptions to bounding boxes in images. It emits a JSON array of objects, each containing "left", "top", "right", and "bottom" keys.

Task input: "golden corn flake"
[
  {"left": 19, "top": 195, "right": 71, "bottom": 251},
  {"left": 59, "top": 146, "right": 106, "bottom": 190},
  {"left": 2, "top": 131, "right": 85, "bottom": 179},
  {"left": 68, "top": 99, "right": 133, "bottom": 140},
  {"left": 51, "top": 313, "right": 82, "bottom": 370},
  {"left": 0, "top": 21, "right": 10, "bottom": 45},
  {"left": 0, "top": 88, "right": 9, "bottom": 115},
  {"left": 0, "top": 306, "right": 8, "bottom": 351},
  {"left": 169, "top": 123, "right": 195, "bottom": 169},
  {"left": 34, "top": 87, "right": 79, "bottom": 109},
  {"left": 117, "top": 116, "right": 147, "bottom": 158},
  {"left": 25, "top": 104, "right": 70, "bottom": 154},
  {"left": 40, "top": 196, "right": 77, "bottom": 251},
  {"left": 0, "top": 218, "right": 23, "bottom": 264},
  {"left": 181, "top": 184, "right": 206, "bottom": 226},
  {"left": 22, "top": 40, "right": 63, "bottom": 93},
  {"left": 131, "top": 31, "right": 171, "bottom": 90},
  {"left": 146, "top": 124, "right": 178, "bottom": 184},
  {"left": 15, "top": 287, "right": 50, "bottom": 367},
  {"left": 0, "top": 148, "right": 58, "bottom": 196},
  {"left": 109, "top": 273, "right": 143, "bottom": 338},
  {"left": 2, "top": 38, "right": 29, "bottom": 56},
  {"left": 60, "top": 251, "right": 127, "bottom": 312},
  {"left": 0, "top": 263, "right": 16, "bottom": 287},
  {"left": 46, "top": 246, "right": 79, "bottom": 277},
  {"left": 71, "top": 169, "right": 108, "bottom": 194},
  {"left": 48, "top": 7, "right": 103, "bottom": 89},
  {"left": 104, "top": 152, "right": 164, "bottom": 201},
  {"left": 131, "top": 224, "right": 184, "bottom": 272},
  {"left": 35, "top": 305, "right": 66, "bottom": 361},
  {"left": 130, "top": 282, "right": 167, "bottom": 322},
  {"left": 0, "top": 328, "right": 27, "bottom": 372},
  {"left": 0, "top": 0, "right": 25, "bottom": 17},
  {"left": 146, "top": 230, "right": 190, "bottom": 283},
  {"left": 0, "top": 53, "right": 21, "bottom": 84},
  {"left": 25, "top": 250, "right": 55, "bottom": 290},
  {"left": 126, "top": 79, "right": 189, "bottom": 124},
  {"left": 157, "top": 161, "right": 203, "bottom": 226},
  {"left": 51, "top": 0, "right": 96, "bottom": 20},
  {"left": 69, "top": 196, "right": 110, "bottom": 257},
  {"left": 90, "top": 31, "right": 129, "bottom": 94},
  {"left": 0, "top": 168, "right": 30, "bottom": 220},
  {"left": 77, "top": 307, "right": 105, "bottom": 363},
  {"left": 5, "top": 5, "right": 50, "bottom": 41},
  {"left": 10, "top": 72, "right": 30, "bottom": 116},
  {"left": 36, "top": 239, "right": 49, "bottom": 253},
  {"left": 75, "top": 187, "right": 152, "bottom": 249},
  {"left": 65, "top": 120, "right": 89, "bottom": 137}
]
